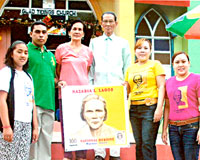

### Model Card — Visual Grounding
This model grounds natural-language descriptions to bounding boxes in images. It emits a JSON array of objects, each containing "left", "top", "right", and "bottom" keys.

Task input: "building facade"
[
  {"left": 0, "top": 0, "right": 200, "bottom": 75},
  {"left": 0, "top": 0, "right": 135, "bottom": 69}
]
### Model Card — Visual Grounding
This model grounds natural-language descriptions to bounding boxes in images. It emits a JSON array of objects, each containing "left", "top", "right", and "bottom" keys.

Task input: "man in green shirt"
[{"left": 28, "top": 21, "right": 56, "bottom": 160}]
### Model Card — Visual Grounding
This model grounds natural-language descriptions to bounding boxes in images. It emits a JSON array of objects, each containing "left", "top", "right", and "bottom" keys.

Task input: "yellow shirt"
[{"left": 125, "top": 60, "right": 165, "bottom": 100}]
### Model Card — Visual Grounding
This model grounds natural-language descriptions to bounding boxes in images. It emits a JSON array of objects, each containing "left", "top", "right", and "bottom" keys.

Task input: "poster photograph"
[{"left": 61, "top": 85, "right": 130, "bottom": 152}]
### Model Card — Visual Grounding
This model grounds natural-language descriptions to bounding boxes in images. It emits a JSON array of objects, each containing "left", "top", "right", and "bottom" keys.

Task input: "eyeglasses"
[{"left": 102, "top": 20, "right": 115, "bottom": 24}]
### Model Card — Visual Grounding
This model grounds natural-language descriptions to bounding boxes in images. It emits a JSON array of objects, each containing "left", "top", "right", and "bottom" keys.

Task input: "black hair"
[
  {"left": 31, "top": 21, "right": 47, "bottom": 32},
  {"left": 68, "top": 19, "right": 86, "bottom": 34},
  {"left": 101, "top": 11, "right": 117, "bottom": 21},
  {"left": 5, "top": 40, "right": 29, "bottom": 71},
  {"left": 172, "top": 51, "right": 190, "bottom": 63}
]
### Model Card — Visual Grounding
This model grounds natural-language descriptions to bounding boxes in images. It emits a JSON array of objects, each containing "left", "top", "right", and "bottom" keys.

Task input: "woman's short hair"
[
  {"left": 135, "top": 38, "right": 152, "bottom": 51},
  {"left": 80, "top": 94, "right": 107, "bottom": 121},
  {"left": 172, "top": 51, "right": 190, "bottom": 63},
  {"left": 68, "top": 19, "right": 86, "bottom": 34},
  {"left": 134, "top": 38, "right": 152, "bottom": 63},
  {"left": 5, "top": 40, "right": 29, "bottom": 70}
]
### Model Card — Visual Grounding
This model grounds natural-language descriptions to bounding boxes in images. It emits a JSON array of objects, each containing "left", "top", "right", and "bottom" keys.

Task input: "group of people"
[
  {"left": 0, "top": 20, "right": 56, "bottom": 160},
  {"left": 125, "top": 38, "right": 200, "bottom": 160},
  {"left": 0, "top": 10, "right": 199, "bottom": 160}
]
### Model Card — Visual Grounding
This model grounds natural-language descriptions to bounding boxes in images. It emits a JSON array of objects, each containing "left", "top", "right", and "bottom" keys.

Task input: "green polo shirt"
[{"left": 27, "top": 42, "right": 56, "bottom": 111}]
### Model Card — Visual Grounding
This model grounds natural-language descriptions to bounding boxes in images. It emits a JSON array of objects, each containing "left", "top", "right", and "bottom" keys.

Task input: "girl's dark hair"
[
  {"left": 172, "top": 51, "right": 190, "bottom": 63},
  {"left": 5, "top": 40, "right": 29, "bottom": 70},
  {"left": 68, "top": 19, "right": 86, "bottom": 34}
]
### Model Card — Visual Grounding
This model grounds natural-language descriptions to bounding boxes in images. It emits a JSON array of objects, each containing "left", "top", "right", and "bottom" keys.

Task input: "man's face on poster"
[
  {"left": 133, "top": 74, "right": 142, "bottom": 87},
  {"left": 83, "top": 99, "right": 106, "bottom": 130},
  {"left": 173, "top": 90, "right": 182, "bottom": 103}
]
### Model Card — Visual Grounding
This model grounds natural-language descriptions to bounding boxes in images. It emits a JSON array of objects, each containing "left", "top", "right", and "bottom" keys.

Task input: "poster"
[{"left": 61, "top": 85, "right": 130, "bottom": 151}]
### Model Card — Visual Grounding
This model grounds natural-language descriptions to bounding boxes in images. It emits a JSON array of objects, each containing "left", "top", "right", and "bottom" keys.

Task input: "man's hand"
[{"left": 32, "top": 128, "right": 39, "bottom": 143}]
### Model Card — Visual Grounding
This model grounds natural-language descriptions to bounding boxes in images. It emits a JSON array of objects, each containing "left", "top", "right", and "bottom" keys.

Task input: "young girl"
[{"left": 0, "top": 40, "right": 38, "bottom": 160}]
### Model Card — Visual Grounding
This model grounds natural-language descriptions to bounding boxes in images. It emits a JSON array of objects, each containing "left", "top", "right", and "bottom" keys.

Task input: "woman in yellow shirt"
[{"left": 125, "top": 38, "right": 165, "bottom": 160}]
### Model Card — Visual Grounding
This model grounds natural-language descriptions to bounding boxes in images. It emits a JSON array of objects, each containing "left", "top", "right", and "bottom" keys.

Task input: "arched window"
[{"left": 135, "top": 8, "right": 173, "bottom": 78}]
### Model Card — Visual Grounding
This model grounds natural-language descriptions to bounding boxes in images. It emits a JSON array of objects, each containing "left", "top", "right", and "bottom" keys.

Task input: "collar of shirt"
[
  {"left": 27, "top": 42, "right": 48, "bottom": 52},
  {"left": 103, "top": 33, "right": 116, "bottom": 41}
]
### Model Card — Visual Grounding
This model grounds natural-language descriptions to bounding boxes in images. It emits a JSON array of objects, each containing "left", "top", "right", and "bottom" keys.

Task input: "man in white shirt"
[{"left": 89, "top": 11, "right": 131, "bottom": 160}]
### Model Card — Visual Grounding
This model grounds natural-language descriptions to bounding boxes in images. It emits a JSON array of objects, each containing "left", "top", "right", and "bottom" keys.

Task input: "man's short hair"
[
  {"left": 101, "top": 11, "right": 117, "bottom": 21},
  {"left": 80, "top": 94, "right": 107, "bottom": 121},
  {"left": 30, "top": 21, "right": 47, "bottom": 32}
]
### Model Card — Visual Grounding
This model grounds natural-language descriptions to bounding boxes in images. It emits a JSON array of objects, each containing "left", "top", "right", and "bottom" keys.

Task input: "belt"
[
  {"left": 169, "top": 117, "right": 199, "bottom": 126},
  {"left": 131, "top": 98, "right": 157, "bottom": 106}
]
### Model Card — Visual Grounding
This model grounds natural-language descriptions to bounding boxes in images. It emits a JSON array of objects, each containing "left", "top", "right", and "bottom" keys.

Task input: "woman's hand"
[
  {"left": 122, "top": 81, "right": 130, "bottom": 99},
  {"left": 196, "top": 129, "right": 200, "bottom": 144},
  {"left": 153, "top": 107, "right": 163, "bottom": 122},
  {"left": 3, "top": 127, "right": 13, "bottom": 142},
  {"left": 57, "top": 80, "right": 67, "bottom": 88},
  {"left": 32, "top": 128, "right": 39, "bottom": 143},
  {"left": 162, "top": 130, "right": 168, "bottom": 145},
  {"left": 121, "top": 81, "right": 128, "bottom": 86}
]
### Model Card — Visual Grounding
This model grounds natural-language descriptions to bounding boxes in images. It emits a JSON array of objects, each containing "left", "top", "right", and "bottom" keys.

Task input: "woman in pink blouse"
[
  {"left": 162, "top": 51, "right": 200, "bottom": 160},
  {"left": 55, "top": 20, "right": 93, "bottom": 160}
]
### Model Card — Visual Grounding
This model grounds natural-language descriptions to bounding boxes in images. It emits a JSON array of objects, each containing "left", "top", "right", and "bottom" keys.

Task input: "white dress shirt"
[{"left": 89, "top": 34, "right": 131, "bottom": 85}]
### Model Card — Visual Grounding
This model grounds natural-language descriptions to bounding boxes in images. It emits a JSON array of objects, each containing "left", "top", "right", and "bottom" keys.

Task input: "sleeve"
[
  {"left": 124, "top": 67, "right": 130, "bottom": 82},
  {"left": 31, "top": 76, "right": 35, "bottom": 100},
  {"left": 89, "top": 38, "right": 94, "bottom": 52},
  {"left": 88, "top": 39, "right": 95, "bottom": 84},
  {"left": 165, "top": 79, "right": 171, "bottom": 99},
  {"left": 0, "top": 67, "right": 11, "bottom": 93},
  {"left": 154, "top": 60, "right": 165, "bottom": 76},
  {"left": 87, "top": 48, "right": 93, "bottom": 67},
  {"left": 122, "top": 40, "right": 131, "bottom": 76},
  {"left": 165, "top": 86, "right": 169, "bottom": 99},
  {"left": 196, "top": 74, "right": 200, "bottom": 98},
  {"left": 49, "top": 52, "right": 57, "bottom": 78},
  {"left": 55, "top": 45, "right": 61, "bottom": 65}
]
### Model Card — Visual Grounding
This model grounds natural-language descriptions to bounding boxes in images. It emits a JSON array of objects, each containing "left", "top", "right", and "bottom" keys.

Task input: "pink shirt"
[
  {"left": 55, "top": 43, "right": 93, "bottom": 98},
  {"left": 166, "top": 73, "right": 200, "bottom": 121}
]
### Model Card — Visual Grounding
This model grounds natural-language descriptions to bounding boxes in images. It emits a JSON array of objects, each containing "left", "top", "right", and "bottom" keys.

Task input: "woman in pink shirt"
[
  {"left": 55, "top": 20, "right": 93, "bottom": 160},
  {"left": 162, "top": 51, "right": 200, "bottom": 160}
]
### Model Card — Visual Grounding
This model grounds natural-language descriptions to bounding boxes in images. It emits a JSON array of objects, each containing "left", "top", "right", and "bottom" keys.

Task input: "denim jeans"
[
  {"left": 169, "top": 122, "right": 200, "bottom": 160},
  {"left": 130, "top": 104, "right": 160, "bottom": 160}
]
